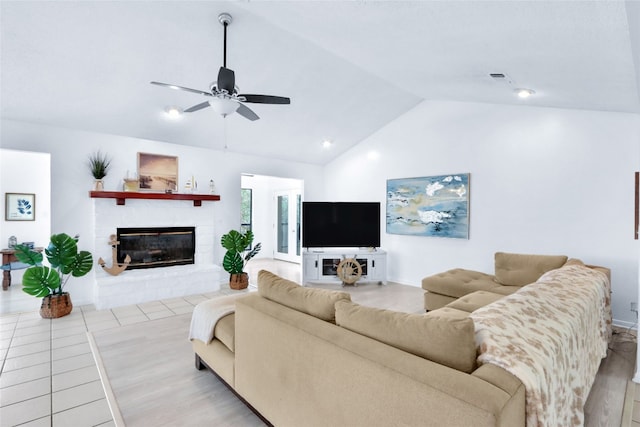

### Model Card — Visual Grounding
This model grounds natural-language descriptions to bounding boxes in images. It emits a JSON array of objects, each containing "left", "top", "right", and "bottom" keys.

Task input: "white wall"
[
  {"left": 325, "top": 100, "right": 640, "bottom": 326},
  {"left": 0, "top": 149, "right": 51, "bottom": 284},
  {"left": 241, "top": 174, "right": 304, "bottom": 260},
  {"left": 636, "top": 139, "right": 640, "bottom": 383},
  {"left": 241, "top": 174, "right": 274, "bottom": 258},
  {"left": 0, "top": 119, "right": 323, "bottom": 305},
  {"left": 0, "top": 149, "right": 51, "bottom": 247}
]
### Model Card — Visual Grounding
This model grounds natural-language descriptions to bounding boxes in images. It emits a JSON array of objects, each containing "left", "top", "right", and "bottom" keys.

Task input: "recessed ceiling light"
[
  {"left": 164, "top": 106, "right": 183, "bottom": 119},
  {"left": 367, "top": 151, "right": 380, "bottom": 160},
  {"left": 322, "top": 140, "right": 332, "bottom": 148},
  {"left": 515, "top": 88, "right": 535, "bottom": 99}
]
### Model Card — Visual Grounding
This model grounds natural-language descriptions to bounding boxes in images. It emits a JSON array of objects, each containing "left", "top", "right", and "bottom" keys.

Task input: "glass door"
[{"left": 274, "top": 190, "right": 301, "bottom": 263}]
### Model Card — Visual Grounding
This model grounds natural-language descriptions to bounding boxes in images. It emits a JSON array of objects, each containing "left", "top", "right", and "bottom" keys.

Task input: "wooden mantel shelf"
[{"left": 89, "top": 191, "right": 220, "bottom": 207}]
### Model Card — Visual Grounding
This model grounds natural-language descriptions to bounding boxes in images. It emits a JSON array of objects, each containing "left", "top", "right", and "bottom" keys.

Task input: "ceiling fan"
[{"left": 151, "top": 13, "right": 290, "bottom": 121}]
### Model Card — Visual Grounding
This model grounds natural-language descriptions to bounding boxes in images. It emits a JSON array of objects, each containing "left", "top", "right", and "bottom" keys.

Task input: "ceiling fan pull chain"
[{"left": 223, "top": 117, "right": 228, "bottom": 151}]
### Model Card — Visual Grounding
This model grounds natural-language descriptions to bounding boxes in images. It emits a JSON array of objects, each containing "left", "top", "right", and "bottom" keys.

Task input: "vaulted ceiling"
[{"left": 2, "top": 1, "right": 639, "bottom": 165}]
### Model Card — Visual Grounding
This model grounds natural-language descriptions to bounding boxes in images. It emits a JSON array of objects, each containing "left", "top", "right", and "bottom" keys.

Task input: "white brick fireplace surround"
[{"left": 91, "top": 198, "right": 221, "bottom": 309}]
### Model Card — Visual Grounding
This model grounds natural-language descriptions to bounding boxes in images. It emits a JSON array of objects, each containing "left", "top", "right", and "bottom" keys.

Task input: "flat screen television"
[{"left": 302, "top": 202, "right": 381, "bottom": 248}]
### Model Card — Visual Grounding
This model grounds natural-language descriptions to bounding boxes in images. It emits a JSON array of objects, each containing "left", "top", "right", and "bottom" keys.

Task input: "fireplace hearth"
[{"left": 117, "top": 227, "right": 195, "bottom": 270}]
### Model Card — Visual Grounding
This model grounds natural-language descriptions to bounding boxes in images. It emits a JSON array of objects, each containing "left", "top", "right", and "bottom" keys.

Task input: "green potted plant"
[
  {"left": 15, "top": 233, "right": 93, "bottom": 318},
  {"left": 221, "top": 229, "right": 262, "bottom": 290},
  {"left": 88, "top": 150, "right": 111, "bottom": 191}
]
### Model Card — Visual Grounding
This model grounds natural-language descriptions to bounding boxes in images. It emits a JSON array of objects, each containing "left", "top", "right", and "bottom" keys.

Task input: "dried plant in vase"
[{"left": 88, "top": 151, "right": 111, "bottom": 191}]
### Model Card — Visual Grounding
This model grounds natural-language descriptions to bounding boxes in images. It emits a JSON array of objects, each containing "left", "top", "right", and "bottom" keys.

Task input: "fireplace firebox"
[{"left": 117, "top": 227, "right": 195, "bottom": 270}]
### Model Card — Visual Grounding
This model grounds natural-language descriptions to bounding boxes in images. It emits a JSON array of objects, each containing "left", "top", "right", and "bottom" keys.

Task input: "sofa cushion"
[
  {"left": 446, "top": 291, "right": 505, "bottom": 313},
  {"left": 494, "top": 252, "right": 568, "bottom": 286},
  {"left": 257, "top": 270, "right": 350, "bottom": 322},
  {"left": 421, "top": 268, "right": 497, "bottom": 298},
  {"left": 335, "top": 300, "right": 477, "bottom": 373}
]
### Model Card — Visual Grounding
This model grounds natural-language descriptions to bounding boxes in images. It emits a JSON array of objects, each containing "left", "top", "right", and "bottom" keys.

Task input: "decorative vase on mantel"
[{"left": 93, "top": 179, "right": 104, "bottom": 191}]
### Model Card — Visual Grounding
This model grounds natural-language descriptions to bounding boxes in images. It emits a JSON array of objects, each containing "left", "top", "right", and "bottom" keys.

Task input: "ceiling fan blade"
[
  {"left": 184, "top": 101, "right": 211, "bottom": 113},
  {"left": 239, "top": 94, "right": 291, "bottom": 105},
  {"left": 150, "top": 81, "right": 211, "bottom": 96},
  {"left": 236, "top": 103, "right": 259, "bottom": 121},
  {"left": 217, "top": 67, "right": 235, "bottom": 94}
]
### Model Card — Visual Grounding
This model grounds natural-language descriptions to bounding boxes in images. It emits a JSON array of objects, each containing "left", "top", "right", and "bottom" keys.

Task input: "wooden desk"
[{"left": 1, "top": 248, "right": 43, "bottom": 291}]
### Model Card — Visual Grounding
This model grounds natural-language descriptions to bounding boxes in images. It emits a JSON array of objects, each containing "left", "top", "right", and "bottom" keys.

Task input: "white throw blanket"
[
  {"left": 188, "top": 294, "right": 242, "bottom": 344},
  {"left": 470, "top": 265, "right": 610, "bottom": 427}
]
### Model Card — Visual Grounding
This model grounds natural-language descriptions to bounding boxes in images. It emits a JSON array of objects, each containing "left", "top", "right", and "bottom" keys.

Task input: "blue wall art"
[
  {"left": 5, "top": 192, "right": 36, "bottom": 221},
  {"left": 386, "top": 174, "right": 469, "bottom": 239}
]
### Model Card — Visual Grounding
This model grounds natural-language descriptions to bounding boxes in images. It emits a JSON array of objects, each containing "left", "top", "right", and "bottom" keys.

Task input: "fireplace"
[{"left": 117, "top": 227, "right": 195, "bottom": 270}]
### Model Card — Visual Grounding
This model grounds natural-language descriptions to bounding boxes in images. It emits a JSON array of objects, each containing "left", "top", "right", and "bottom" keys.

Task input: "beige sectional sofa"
[
  {"left": 191, "top": 255, "right": 610, "bottom": 426},
  {"left": 193, "top": 270, "right": 526, "bottom": 426}
]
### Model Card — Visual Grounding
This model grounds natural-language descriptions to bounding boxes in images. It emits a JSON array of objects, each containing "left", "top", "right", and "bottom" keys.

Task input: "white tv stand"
[{"left": 302, "top": 249, "right": 387, "bottom": 286}]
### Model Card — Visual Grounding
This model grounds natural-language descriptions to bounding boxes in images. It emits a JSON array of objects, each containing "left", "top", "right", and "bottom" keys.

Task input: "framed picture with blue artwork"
[
  {"left": 5, "top": 193, "right": 36, "bottom": 221},
  {"left": 386, "top": 174, "right": 470, "bottom": 239}
]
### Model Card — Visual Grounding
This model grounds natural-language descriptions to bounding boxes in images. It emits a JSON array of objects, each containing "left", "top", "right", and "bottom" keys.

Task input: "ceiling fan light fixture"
[
  {"left": 209, "top": 98, "right": 239, "bottom": 116},
  {"left": 515, "top": 88, "right": 535, "bottom": 99}
]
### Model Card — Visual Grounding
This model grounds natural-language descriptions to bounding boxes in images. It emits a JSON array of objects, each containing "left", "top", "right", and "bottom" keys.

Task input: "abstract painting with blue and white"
[{"left": 386, "top": 174, "right": 470, "bottom": 239}]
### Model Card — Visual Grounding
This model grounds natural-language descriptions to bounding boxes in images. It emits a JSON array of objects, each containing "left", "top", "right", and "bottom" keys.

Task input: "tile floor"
[{"left": 0, "top": 288, "right": 243, "bottom": 427}]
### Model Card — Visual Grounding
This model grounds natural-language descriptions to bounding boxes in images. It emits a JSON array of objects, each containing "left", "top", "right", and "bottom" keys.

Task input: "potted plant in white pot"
[
  {"left": 15, "top": 233, "right": 93, "bottom": 318},
  {"left": 221, "top": 229, "right": 262, "bottom": 290},
  {"left": 88, "top": 150, "right": 111, "bottom": 191}
]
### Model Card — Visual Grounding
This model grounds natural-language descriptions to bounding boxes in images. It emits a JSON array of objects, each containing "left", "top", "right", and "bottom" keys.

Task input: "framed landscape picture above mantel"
[
  {"left": 386, "top": 174, "right": 470, "bottom": 239},
  {"left": 5, "top": 193, "right": 36, "bottom": 221},
  {"left": 137, "top": 153, "right": 178, "bottom": 192}
]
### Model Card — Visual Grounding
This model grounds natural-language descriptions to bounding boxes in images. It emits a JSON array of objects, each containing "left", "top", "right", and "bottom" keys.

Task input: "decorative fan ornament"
[
  {"left": 151, "top": 13, "right": 290, "bottom": 121},
  {"left": 337, "top": 258, "right": 362, "bottom": 286}
]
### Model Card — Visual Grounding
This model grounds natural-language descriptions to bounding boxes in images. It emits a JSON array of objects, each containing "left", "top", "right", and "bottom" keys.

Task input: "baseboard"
[{"left": 613, "top": 319, "right": 638, "bottom": 330}]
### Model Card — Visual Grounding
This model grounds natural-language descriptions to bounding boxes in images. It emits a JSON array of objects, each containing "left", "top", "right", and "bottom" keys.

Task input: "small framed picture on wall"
[{"left": 5, "top": 193, "right": 36, "bottom": 221}]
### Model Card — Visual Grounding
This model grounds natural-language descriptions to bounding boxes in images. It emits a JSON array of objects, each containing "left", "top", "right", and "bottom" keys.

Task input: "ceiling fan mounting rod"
[
  {"left": 218, "top": 13, "right": 232, "bottom": 69},
  {"left": 223, "top": 20, "right": 227, "bottom": 68}
]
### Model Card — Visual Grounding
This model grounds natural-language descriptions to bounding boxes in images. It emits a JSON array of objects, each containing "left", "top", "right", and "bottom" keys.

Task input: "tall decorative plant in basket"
[
  {"left": 221, "top": 229, "right": 261, "bottom": 290},
  {"left": 15, "top": 233, "right": 93, "bottom": 318}
]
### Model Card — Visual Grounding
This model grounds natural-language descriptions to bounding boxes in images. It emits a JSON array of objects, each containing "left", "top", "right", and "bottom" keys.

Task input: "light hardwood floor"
[
  {"left": 585, "top": 328, "right": 636, "bottom": 427},
  {"left": 94, "top": 259, "right": 634, "bottom": 426}
]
